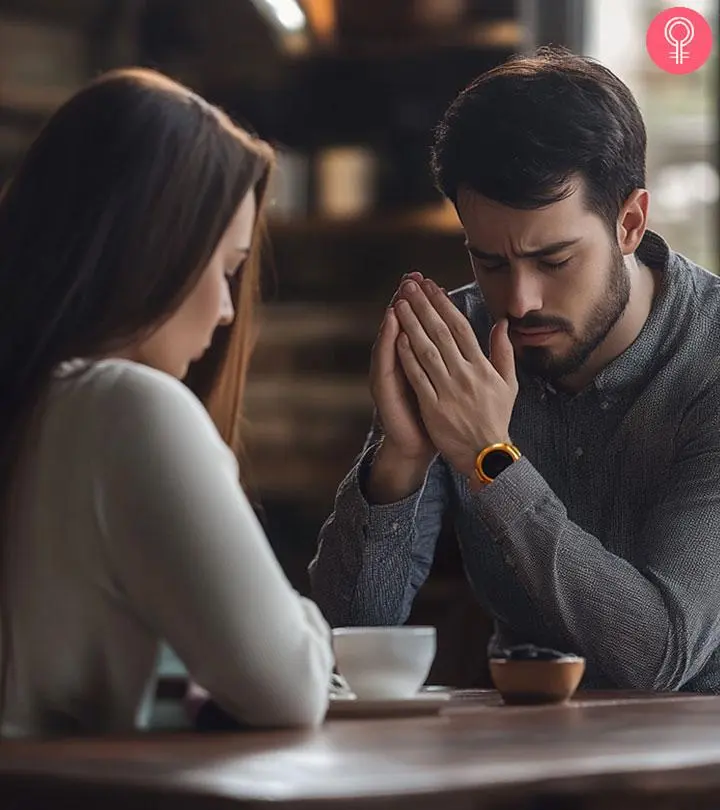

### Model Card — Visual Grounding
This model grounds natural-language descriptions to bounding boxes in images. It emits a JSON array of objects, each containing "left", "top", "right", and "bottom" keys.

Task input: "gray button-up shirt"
[{"left": 309, "top": 231, "right": 720, "bottom": 692}]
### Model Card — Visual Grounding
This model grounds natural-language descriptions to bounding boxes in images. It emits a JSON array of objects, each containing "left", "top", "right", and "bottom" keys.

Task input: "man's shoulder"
[
  {"left": 654, "top": 231, "right": 720, "bottom": 315},
  {"left": 667, "top": 250, "right": 720, "bottom": 350},
  {"left": 656, "top": 249, "right": 720, "bottom": 413},
  {"left": 680, "top": 259, "right": 720, "bottom": 316},
  {"left": 638, "top": 233, "right": 720, "bottom": 364}
]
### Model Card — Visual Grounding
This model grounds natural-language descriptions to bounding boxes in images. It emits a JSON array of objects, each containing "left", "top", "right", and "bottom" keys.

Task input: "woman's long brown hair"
[{"left": 0, "top": 68, "right": 274, "bottom": 723}]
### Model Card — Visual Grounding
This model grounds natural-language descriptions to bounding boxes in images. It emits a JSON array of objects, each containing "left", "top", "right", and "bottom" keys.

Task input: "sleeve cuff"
[
  {"left": 470, "top": 456, "right": 559, "bottom": 535},
  {"left": 341, "top": 441, "right": 437, "bottom": 547}
]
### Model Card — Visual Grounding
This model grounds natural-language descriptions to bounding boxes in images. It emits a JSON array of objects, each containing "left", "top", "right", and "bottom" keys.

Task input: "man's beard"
[{"left": 513, "top": 244, "right": 630, "bottom": 382}]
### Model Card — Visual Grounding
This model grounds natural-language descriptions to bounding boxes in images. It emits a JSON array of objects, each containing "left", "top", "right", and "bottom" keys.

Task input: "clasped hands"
[{"left": 370, "top": 271, "right": 519, "bottom": 482}]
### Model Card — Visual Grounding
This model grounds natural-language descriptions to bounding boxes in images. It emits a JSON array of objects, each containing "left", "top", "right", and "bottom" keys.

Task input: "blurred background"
[{"left": 0, "top": 0, "right": 716, "bottom": 682}]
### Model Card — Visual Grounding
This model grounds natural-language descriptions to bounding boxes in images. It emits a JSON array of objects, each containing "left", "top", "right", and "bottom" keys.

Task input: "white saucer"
[{"left": 327, "top": 691, "right": 451, "bottom": 719}]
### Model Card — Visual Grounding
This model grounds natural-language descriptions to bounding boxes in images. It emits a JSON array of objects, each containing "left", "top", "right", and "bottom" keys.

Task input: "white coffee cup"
[{"left": 332, "top": 626, "right": 437, "bottom": 699}]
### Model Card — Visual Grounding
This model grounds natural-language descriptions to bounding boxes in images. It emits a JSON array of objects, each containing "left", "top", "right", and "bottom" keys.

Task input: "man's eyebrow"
[{"left": 465, "top": 238, "right": 581, "bottom": 261}]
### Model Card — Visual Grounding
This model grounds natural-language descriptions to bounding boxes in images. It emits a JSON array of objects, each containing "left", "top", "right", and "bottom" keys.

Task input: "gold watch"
[{"left": 474, "top": 442, "right": 522, "bottom": 484}]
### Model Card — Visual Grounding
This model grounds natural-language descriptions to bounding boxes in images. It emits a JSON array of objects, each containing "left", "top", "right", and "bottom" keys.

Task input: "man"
[{"left": 309, "top": 47, "right": 720, "bottom": 691}]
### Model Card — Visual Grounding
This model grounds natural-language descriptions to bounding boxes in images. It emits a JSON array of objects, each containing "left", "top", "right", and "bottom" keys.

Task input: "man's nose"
[{"left": 505, "top": 267, "right": 543, "bottom": 320}]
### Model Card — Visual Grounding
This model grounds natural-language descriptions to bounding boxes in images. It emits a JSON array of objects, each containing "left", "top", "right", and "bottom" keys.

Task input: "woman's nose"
[{"left": 218, "top": 287, "right": 235, "bottom": 326}]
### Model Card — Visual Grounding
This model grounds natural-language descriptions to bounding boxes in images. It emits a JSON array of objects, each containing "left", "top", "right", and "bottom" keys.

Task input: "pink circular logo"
[{"left": 646, "top": 7, "right": 713, "bottom": 74}]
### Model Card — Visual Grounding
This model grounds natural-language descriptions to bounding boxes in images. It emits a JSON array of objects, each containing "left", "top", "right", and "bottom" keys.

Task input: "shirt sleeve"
[
  {"left": 309, "top": 415, "right": 450, "bottom": 626},
  {"left": 92, "top": 364, "right": 334, "bottom": 727},
  {"left": 467, "top": 386, "right": 720, "bottom": 690}
]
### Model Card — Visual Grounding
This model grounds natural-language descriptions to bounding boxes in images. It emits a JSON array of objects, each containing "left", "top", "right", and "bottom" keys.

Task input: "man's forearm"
[{"left": 465, "top": 457, "right": 718, "bottom": 691}]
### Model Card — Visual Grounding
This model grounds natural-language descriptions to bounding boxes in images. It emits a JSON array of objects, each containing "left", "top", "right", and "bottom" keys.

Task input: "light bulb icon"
[{"left": 664, "top": 16, "right": 695, "bottom": 65}]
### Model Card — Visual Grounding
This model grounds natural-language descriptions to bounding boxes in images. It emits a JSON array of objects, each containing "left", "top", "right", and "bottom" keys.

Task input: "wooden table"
[{"left": 3, "top": 691, "right": 720, "bottom": 810}]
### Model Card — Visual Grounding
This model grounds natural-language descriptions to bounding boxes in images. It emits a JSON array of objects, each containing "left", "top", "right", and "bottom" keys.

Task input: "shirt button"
[
  {"left": 390, "top": 521, "right": 399, "bottom": 533},
  {"left": 600, "top": 400, "right": 610, "bottom": 410},
  {"left": 574, "top": 446, "right": 584, "bottom": 458}
]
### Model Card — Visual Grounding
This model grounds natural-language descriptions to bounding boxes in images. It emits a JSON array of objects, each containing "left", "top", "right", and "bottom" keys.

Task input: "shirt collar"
[{"left": 592, "top": 229, "right": 691, "bottom": 400}]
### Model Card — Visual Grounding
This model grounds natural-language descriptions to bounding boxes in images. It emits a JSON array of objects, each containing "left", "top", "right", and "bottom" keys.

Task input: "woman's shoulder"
[
  {"left": 52, "top": 358, "right": 216, "bottom": 439},
  {"left": 55, "top": 358, "right": 199, "bottom": 406}
]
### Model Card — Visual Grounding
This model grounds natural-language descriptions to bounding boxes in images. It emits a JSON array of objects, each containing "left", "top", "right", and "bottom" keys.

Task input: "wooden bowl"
[{"left": 489, "top": 657, "right": 586, "bottom": 705}]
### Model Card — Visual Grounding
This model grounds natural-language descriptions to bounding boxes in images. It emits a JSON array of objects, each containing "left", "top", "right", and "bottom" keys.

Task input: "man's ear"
[{"left": 617, "top": 189, "right": 649, "bottom": 255}]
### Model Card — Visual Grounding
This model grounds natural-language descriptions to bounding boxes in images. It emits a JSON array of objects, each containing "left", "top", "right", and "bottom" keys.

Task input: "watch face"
[{"left": 482, "top": 448, "right": 515, "bottom": 479}]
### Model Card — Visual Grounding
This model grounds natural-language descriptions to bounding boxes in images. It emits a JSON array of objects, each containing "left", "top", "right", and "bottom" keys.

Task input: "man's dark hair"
[{"left": 431, "top": 47, "right": 647, "bottom": 227}]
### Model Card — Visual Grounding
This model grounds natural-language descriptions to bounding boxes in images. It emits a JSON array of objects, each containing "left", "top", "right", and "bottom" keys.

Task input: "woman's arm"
[{"left": 93, "top": 363, "right": 333, "bottom": 728}]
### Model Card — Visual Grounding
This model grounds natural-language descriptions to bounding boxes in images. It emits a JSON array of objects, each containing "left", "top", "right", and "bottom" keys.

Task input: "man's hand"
[
  {"left": 369, "top": 272, "right": 436, "bottom": 463},
  {"left": 394, "top": 277, "right": 518, "bottom": 479},
  {"left": 366, "top": 273, "right": 437, "bottom": 504}
]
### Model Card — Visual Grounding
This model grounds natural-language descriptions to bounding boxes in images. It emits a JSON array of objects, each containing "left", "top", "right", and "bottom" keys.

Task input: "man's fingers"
[
  {"left": 397, "top": 332, "right": 437, "bottom": 403},
  {"left": 489, "top": 319, "right": 518, "bottom": 389},
  {"left": 396, "top": 279, "right": 475, "bottom": 376},
  {"left": 373, "top": 307, "right": 399, "bottom": 371},
  {"left": 391, "top": 271, "right": 424, "bottom": 305},
  {"left": 394, "top": 299, "right": 451, "bottom": 391},
  {"left": 420, "top": 279, "right": 483, "bottom": 363}
]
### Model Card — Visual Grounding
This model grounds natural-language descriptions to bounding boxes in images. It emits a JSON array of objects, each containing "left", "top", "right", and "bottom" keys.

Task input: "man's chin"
[{"left": 517, "top": 347, "right": 577, "bottom": 380}]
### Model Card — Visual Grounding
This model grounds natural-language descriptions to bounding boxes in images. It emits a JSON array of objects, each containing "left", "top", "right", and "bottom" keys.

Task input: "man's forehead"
[{"left": 457, "top": 183, "right": 592, "bottom": 247}]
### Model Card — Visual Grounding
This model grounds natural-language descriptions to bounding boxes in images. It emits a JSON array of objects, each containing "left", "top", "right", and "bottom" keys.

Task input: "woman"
[{"left": 0, "top": 68, "right": 333, "bottom": 737}]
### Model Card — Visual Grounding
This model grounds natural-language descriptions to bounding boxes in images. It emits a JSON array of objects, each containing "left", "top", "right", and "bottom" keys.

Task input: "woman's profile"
[{"left": 0, "top": 68, "right": 333, "bottom": 736}]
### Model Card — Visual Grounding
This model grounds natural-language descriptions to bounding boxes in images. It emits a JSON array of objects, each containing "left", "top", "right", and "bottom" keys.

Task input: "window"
[{"left": 585, "top": 0, "right": 718, "bottom": 272}]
